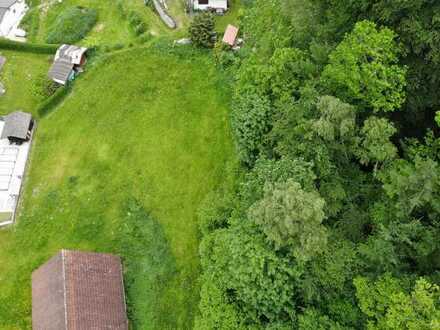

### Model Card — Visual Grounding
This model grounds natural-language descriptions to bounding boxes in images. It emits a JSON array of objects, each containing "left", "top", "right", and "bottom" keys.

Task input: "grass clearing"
[
  {"left": 215, "top": 0, "right": 242, "bottom": 33},
  {"left": 0, "top": 50, "right": 52, "bottom": 116},
  {"left": 0, "top": 45, "right": 237, "bottom": 329},
  {"left": 30, "top": 0, "right": 189, "bottom": 46}
]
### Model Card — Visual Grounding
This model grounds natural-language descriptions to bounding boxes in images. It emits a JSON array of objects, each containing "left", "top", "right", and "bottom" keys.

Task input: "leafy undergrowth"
[
  {"left": 46, "top": 6, "right": 97, "bottom": 44},
  {"left": 30, "top": 0, "right": 189, "bottom": 47},
  {"left": 0, "top": 45, "right": 237, "bottom": 329}
]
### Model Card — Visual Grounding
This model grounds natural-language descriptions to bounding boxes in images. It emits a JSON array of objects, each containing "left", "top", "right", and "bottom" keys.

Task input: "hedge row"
[
  {"left": 37, "top": 85, "right": 71, "bottom": 118},
  {"left": 0, "top": 38, "right": 59, "bottom": 54}
]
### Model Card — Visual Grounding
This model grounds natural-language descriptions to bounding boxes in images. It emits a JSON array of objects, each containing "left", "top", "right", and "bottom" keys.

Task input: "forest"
[{"left": 196, "top": 0, "right": 440, "bottom": 328}]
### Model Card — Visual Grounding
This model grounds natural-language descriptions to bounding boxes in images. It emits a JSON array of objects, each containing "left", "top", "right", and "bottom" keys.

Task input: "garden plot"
[{"left": 0, "top": 121, "right": 31, "bottom": 227}]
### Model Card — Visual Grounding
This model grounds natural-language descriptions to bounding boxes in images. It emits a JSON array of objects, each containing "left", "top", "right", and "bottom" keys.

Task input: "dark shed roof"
[
  {"left": 48, "top": 58, "right": 74, "bottom": 85},
  {"left": 1, "top": 111, "right": 32, "bottom": 140},
  {"left": 32, "top": 250, "right": 129, "bottom": 330}
]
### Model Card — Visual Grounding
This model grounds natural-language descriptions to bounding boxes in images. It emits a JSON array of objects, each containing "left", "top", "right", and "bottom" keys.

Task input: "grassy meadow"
[
  {"left": 0, "top": 50, "right": 52, "bottom": 116},
  {"left": 26, "top": 0, "right": 189, "bottom": 46},
  {"left": 0, "top": 45, "right": 237, "bottom": 329},
  {"left": 215, "top": 0, "right": 243, "bottom": 33}
]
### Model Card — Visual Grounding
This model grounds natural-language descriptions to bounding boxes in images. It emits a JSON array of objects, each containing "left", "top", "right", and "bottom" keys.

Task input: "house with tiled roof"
[{"left": 32, "top": 250, "right": 128, "bottom": 330}]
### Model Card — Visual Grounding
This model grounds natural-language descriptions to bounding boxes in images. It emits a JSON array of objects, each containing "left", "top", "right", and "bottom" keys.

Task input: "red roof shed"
[{"left": 222, "top": 24, "right": 239, "bottom": 46}]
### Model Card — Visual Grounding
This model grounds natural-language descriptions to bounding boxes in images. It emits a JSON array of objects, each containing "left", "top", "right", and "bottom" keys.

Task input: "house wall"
[
  {"left": 0, "top": 1, "right": 27, "bottom": 37},
  {"left": 194, "top": 0, "right": 227, "bottom": 11}
]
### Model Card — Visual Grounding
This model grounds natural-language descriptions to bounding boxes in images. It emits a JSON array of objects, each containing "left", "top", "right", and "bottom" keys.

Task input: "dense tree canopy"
[
  {"left": 322, "top": 21, "right": 407, "bottom": 113},
  {"left": 196, "top": 0, "right": 440, "bottom": 328},
  {"left": 249, "top": 179, "right": 327, "bottom": 261}
]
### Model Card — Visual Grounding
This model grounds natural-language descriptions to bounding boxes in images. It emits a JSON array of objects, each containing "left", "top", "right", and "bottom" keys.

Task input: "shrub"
[
  {"left": 31, "top": 73, "right": 60, "bottom": 99},
  {"left": 46, "top": 6, "right": 98, "bottom": 44},
  {"left": 189, "top": 12, "right": 216, "bottom": 48},
  {"left": 0, "top": 39, "right": 58, "bottom": 54},
  {"left": 128, "top": 10, "right": 149, "bottom": 37},
  {"left": 213, "top": 41, "right": 236, "bottom": 68},
  {"left": 231, "top": 91, "right": 272, "bottom": 165},
  {"left": 198, "top": 190, "right": 234, "bottom": 236},
  {"left": 19, "top": 7, "right": 40, "bottom": 41}
]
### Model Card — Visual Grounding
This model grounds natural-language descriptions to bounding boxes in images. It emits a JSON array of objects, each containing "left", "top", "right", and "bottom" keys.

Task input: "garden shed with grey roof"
[
  {"left": 1, "top": 111, "right": 33, "bottom": 143},
  {"left": 48, "top": 44, "right": 88, "bottom": 85},
  {"left": 0, "top": 0, "right": 17, "bottom": 22}
]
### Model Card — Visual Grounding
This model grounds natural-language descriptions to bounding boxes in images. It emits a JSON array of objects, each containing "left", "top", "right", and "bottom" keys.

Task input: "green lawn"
[
  {"left": 0, "top": 50, "right": 52, "bottom": 116},
  {"left": 215, "top": 0, "right": 243, "bottom": 33},
  {"left": 0, "top": 45, "right": 237, "bottom": 329},
  {"left": 29, "top": 0, "right": 189, "bottom": 46}
]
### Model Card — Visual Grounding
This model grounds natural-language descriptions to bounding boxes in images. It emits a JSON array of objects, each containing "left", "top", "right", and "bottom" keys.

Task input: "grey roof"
[
  {"left": 48, "top": 57, "right": 74, "bottom": 84},
  {"left": 0, "top": 0, "right": 17, "bottom": 8},
  {"left": 1, "top": 111, "right": 32, "bottom": 140}
]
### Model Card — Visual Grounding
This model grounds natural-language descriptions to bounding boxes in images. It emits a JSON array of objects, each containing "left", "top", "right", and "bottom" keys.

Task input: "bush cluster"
[
  {"left": 189, "top": 12, "right": 216, "bottom": 48},
  {"left": 46, "top": 6, "right": 98, "bottom": 44},
  {"left": 31, "top": 73, "right": 60, "bottom": 99},
  {"left": 37, "top": 85, "right": 71, "bottom": 117},
  {"left": 117, "top": 0, "right": 150, "bottom": 37},
  {"left": 128, "top": 11, "right": 149, "bottom": 36}
]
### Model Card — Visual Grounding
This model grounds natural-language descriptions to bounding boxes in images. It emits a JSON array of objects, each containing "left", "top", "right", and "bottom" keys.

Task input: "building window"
[{"left": 198, "top": 0, "right": 209, "bottom": 4}]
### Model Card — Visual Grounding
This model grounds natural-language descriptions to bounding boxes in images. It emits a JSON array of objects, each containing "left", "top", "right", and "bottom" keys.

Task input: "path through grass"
[{"left": 31, "top": 0, "right": 189, "bottom": 46}]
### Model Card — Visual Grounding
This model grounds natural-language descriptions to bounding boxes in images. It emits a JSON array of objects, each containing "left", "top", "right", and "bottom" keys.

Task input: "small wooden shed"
[
  {"left": 1, "top": 111, "right": 33, "bottom": 144},
  {"left": 48, "top": 44, "right": 88, "bottom": 85}
]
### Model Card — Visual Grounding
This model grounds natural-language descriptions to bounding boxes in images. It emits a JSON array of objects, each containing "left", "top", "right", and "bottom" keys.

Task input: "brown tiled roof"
[{"left": 32, "top": 250, "right": 128, "bottom": 330}]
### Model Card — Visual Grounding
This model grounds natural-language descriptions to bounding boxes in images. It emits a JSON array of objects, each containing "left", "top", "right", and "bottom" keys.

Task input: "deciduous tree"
[
  {"left": 322, "top": 21, "right": 406, "bottom": 113},
  {"left": 249, "top": 179, "right": 327, "bottom": 261}
]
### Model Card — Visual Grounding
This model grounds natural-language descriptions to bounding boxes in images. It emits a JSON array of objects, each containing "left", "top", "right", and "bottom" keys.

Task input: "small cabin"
[
  {"left": 1, "top": 111, "right": 33, "bottom": 144},
  {"left": 48, "top": 44, "right": 88, "bottom": 85},
  {"left": 193, "top": 0, "right": 228, "bottom": 13}
]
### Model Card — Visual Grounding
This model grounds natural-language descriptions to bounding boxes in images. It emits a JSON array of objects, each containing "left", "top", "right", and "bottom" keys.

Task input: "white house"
[
  {"left": 193, "top": 0, "right": 228, "bottom": 12},
  {"left": 0, "top": 0, "right": 27, "bottom": 37}
]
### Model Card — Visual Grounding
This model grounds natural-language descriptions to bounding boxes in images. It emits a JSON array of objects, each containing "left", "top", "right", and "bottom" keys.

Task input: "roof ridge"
[{"left": 61, "top": 250, "right": 68, "bottom": 330}]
